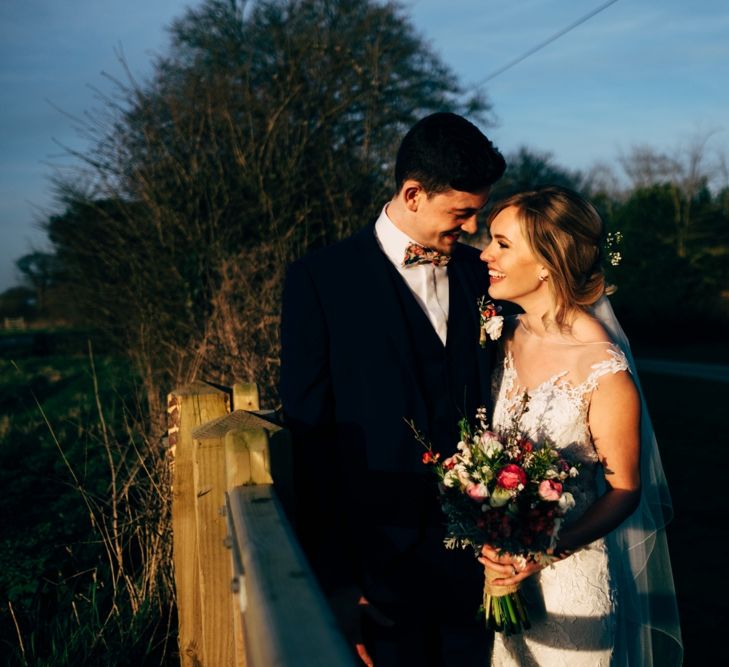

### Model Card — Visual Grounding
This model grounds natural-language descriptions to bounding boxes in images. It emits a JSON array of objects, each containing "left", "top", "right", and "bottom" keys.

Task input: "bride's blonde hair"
[{"left": 487, "top": 186, "right": 612, "bottom": 328}]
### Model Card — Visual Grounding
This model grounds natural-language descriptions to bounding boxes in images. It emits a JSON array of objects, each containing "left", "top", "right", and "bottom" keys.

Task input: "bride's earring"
[{"left": 538, "top": 273, "right": 548, "bottom": 282}]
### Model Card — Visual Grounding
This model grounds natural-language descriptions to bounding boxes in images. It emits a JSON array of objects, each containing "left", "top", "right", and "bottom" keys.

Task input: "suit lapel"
[
  {"left": 448, "top": 246, "right": 495, "bottom": 412},
  {"left": 447, "top": 256, "right": 479, "bottom": 341},
  {"left": 351, "top": 225, "right": 423, "bottom": 387}
]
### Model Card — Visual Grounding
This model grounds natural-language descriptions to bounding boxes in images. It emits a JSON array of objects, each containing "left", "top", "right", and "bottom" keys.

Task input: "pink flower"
[
  {"left": 466, "top": 482, "right": 489, "bottom": 501},
  {"left": 443, "top": 456, "right": 457, "bottom": 470},
  {"left": 496, "top": 464, "right": 526, "bottom": 490},
  {"left": 538, "top": 479, "right": 563, "bottom": 501}
]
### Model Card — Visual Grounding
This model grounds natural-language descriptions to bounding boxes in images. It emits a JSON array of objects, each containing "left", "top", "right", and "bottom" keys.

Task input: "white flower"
[
  {"left": 483, "top": 315, "right": 504, "bottom": 341},
  {"left": 473, "top": 464, "right": 494, "bottom": 483},
  {"left": 479, "top": 432, "right": 503, "bottom": 457},
  {"left": 455, "top": 465, "right": 471, "bottom": 487},
  {"left": 477, "top": 297, "right": 504, "bottom": 345},
  {"left": 443, "top": 472, "right": 457, "bottom": 488},
  {"left": 545, "top": 467, "right": 559, "bottom": 479},
  {"left": 569, "top": 466, "right": 579, "bottom": 478},
  {"left": 558, "top": 492, "right": 575, "bottom": 513},
  {"left": 456, "top": 441, "right": 472, "bottom": 464},
  {"left": 444, "top": 536, "right": 459, "bottom": 550}
]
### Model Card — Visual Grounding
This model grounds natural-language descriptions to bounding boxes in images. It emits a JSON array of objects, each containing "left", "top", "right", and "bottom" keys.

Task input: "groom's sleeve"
[{"left": 280, "top": 259, "right": 361, "bottom": 594}]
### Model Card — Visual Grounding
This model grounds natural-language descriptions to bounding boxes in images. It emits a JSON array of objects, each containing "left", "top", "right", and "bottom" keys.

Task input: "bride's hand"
[{"left": 477, "top": 545, "right": 544, "bottom": 586}]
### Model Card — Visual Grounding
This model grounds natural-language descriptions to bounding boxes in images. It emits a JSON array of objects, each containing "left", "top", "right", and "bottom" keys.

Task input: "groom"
[{"left": 280, "top": 112, "right": 506, "bottom": 666}]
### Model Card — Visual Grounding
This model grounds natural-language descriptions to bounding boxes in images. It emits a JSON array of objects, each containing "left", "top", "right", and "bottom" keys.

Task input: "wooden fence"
[{"left": 167, "top": 381, "right": 355, "bottom": 666}]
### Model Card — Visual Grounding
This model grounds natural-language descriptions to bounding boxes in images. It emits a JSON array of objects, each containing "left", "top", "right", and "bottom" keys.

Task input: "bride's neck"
[
  {"left": 519, "top": 312, "right": 552, "bottom": 337},
  {"left": 519, "top": 303, "right": 578, "bottom": 340},
  {"left": 518, "top": 297, "right": 563, "bottom": 336}
]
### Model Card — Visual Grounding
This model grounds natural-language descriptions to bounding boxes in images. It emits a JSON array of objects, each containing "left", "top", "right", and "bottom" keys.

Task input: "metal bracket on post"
[{"left": 225, "top": 492, "right": 247, "bottom": 614}]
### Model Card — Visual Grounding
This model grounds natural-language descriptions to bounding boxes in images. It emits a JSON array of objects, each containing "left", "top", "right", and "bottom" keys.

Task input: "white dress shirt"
[{"left": 374, "top": 205, "right": 449, "bottom": 345}]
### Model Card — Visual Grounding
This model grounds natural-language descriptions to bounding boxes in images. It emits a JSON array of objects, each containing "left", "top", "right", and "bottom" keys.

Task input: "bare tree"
[
  {"left": 619, "top": 131, "right": 723, "bottom": 257},
  {"left": 47, "top": 0, "right": 493, "bottom": 426}
]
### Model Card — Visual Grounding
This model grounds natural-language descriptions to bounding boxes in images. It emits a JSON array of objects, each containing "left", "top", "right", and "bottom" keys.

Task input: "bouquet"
[{"left": 416, "top": 397, "right": 580, "bottom": 635}]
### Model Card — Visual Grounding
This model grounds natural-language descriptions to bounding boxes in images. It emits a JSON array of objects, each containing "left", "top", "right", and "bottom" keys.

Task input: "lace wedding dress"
[{"left": 489, "top": 319, "right": 629, "bottom": 667}]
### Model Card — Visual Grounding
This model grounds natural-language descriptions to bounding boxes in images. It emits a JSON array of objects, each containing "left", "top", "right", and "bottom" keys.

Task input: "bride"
[{"left": 477, "top": 187, "right": 683, "bottom": 666}]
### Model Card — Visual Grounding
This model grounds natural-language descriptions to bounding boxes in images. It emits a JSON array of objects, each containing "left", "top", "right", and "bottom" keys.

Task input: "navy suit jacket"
[{"left": 280, "top": 223, "right": 496, "bottom": 617}]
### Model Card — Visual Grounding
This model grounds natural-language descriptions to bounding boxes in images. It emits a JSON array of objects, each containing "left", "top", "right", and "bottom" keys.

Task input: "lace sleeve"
[{"left": 582, "top": 346, "right": 630, "bottom": 394}]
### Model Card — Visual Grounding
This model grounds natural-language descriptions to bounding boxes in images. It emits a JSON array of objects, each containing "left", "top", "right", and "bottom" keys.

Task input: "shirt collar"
[{"left": 375, "top": 204, "right": 422, "bottom": 268}]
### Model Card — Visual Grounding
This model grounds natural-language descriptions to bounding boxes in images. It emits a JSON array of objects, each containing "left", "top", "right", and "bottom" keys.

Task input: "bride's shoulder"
[
  {"left": 571, "top": 313, "right": 612, "bottom": 345},
  {"left": 567, "top": 315, "right": 630, "bottom": 380}
]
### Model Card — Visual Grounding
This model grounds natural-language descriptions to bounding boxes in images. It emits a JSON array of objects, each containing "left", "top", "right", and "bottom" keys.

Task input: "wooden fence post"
[
  {"left": 169, "top": 379, "right": 329, "bottom": 666},
  {"left": 168, "top": 381, "right": 231, "bottom": 666}
]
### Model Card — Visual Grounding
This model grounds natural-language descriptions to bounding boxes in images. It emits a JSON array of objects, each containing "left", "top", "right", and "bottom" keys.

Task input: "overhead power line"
[{"left": 470, "top": 0, "right": 620, "bottom": 90}]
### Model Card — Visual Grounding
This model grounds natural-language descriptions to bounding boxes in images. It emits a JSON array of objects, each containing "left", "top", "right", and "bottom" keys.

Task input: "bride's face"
[{"left": 480, "top": 206, "right": 549, "bottom": 309}]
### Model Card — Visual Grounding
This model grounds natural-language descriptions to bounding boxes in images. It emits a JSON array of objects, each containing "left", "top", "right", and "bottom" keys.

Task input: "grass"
[{"left": 0, "top": 342, "right": 176, "bottom": 666}]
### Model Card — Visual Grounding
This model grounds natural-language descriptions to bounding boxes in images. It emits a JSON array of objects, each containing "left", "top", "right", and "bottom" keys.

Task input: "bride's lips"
[{"left": 489, "top": 268, "right": 505, "bottom": 284}]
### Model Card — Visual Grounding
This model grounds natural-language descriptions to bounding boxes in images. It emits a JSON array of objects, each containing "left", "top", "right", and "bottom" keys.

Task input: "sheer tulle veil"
[{"left": 591, "top": 296, "right": 683, "bottom": 665}]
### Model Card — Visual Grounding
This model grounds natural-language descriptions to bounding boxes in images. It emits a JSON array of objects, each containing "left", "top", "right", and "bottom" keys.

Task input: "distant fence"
[
  {"left": 3, "top": 316, "right": 26, "bottom": 330},
  {"left": 167, "top": 381, "right": 355, "bottom": 667}
]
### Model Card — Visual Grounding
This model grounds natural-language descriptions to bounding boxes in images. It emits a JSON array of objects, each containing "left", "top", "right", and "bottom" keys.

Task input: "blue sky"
[{"left": 1, "top": 0, "right": 728, "bottom": 290}]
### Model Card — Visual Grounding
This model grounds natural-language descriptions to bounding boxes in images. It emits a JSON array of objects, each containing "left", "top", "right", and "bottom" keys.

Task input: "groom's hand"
[{"left": 328, "top": 585, "right": 394, "bottom": 667}]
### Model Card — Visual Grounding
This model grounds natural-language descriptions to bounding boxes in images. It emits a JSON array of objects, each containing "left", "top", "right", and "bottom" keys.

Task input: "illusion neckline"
[
  {"left": 502, "top": 347, "right": 627, "bottom": 399},
  {"left": 503, "top": 350, "right": 570, "bottom": 398},
  {"left": 516, "top": 316, "right": 613, "bottom": 347}
]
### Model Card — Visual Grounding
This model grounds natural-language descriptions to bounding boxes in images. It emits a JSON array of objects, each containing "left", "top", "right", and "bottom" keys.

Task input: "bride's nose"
[{"left": 480, "top": 245, "right": 493, "bottom": 263}]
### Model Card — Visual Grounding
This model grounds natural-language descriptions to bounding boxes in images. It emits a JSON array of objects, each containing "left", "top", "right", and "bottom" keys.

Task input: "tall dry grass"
[{"left": 3, "top": 346, "right": 176, "bottom": 666}]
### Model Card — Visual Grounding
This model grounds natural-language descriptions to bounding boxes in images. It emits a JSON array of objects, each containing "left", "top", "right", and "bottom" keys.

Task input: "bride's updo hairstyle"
[{"left": 487, "top": 186, "right": 610, "bottom": 328}]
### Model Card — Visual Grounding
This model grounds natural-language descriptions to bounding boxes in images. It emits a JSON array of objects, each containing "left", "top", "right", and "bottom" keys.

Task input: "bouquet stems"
[{"left": 482, "top": 569, "right": 531, "bottom": 635}]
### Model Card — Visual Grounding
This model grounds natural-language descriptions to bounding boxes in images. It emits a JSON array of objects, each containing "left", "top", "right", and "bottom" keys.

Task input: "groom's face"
[{"left": 410, "top": 185, "right": 490, "bottom": 255}]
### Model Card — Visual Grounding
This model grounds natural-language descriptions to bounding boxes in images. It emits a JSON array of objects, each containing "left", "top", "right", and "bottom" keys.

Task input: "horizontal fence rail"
[{"left": 226, "top": 485, "right": 356, "bottom": 666}]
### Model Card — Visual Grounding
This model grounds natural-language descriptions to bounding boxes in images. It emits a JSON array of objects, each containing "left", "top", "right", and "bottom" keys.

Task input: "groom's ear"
[{"left": 401, "top": 180, "right": 425, "bottom": 212}]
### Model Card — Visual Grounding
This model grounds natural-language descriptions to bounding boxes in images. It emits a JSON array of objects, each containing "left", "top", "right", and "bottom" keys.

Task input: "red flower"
[
  {"left": 422, "top": 451, "right": 440, "bottom": 465},
  {"left": 519, "top": 438, "right": 534, "bottom": 453},
  {"left": 496, "top": 463, "right": 527, "bottom": 490},
  {"left": 481, "top": 303, "right": 498, "bottom": 318}
]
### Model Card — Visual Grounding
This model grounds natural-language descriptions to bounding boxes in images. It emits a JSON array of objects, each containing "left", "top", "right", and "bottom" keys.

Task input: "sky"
[{"left": 1, "top": 0, "right": 727, "bottom": 291}]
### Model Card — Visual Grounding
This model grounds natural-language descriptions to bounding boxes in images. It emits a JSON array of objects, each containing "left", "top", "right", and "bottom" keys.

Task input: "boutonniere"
[{"left": 478, "top": 296, "right": 503, "bottom": 346}]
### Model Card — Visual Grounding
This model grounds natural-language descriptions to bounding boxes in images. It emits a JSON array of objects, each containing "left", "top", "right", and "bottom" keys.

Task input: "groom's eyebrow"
[{"left": 451, "top": 204, "right": 486, "bottom": 215}]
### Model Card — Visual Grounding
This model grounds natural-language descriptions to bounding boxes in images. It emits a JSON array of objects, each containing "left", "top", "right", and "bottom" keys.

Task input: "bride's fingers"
[
  {"left": 480, "top": 545, "right": 511, "bottom": 563},
  {"left": 477, "top": 557, "right": 517, "bottom": 578}
]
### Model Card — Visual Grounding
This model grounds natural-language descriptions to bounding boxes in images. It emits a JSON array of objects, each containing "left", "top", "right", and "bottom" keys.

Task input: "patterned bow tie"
[{"left": 402, "top": 242, "right": 451, "bottom": 267}]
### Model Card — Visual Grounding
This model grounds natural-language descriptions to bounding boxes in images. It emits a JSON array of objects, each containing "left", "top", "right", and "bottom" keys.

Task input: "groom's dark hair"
[{"left": 395, "top": 112, "right": 505, "bottom": 195}]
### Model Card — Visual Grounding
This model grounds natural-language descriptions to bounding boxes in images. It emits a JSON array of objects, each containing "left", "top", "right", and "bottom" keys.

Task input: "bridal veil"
[{"left": 591, "top": 295, "right": 683, "bottom": 665}]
